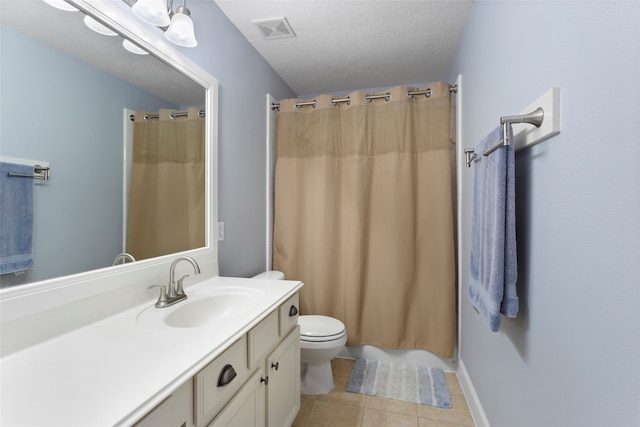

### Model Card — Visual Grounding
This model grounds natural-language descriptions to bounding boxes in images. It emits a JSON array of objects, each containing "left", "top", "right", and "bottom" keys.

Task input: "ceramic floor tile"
[
  {"left": 418, "top": 418, "right": 467, "bottom": 427},
  {"left": 416, "top": 391, "right": 474, "bottom": 427},
  {"left": 292, "top": 396, "right": 315, "bottom": 427},
  {"left": 313, "top": 374, "right": 366, "bottom": 407},
  {"left": 304, "top": 400, "right": 364, "bottom": 427},
  {"left": 332, "top": 357, "right": 356, "bottom": 377},
  {"left": 365, "top": 395, "right": 418, "bottom": 417},
  {"left": 362, "top": 408, "right": 419, "bottom": 427},
  {"left": 298, "top": 361, "right": 474, "bottom": 426},
  {"left": 444, "top": 372, "right": 464, "bottom": 395}
]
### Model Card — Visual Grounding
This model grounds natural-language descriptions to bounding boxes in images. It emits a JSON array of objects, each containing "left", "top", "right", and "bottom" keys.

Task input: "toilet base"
[{"left": 301, "top": 362, "right": 335, "bottom": 395}]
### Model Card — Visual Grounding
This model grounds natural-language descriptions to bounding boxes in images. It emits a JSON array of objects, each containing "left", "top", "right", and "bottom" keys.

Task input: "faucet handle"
[
  {"left": 148, "top": 285, "right": 169, "bottom": 307},
  {"left": 176, "top": 275, "right": 190, "bottom": 297}
]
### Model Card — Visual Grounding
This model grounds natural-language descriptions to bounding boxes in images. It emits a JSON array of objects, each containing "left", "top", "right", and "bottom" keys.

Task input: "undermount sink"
[{"left": 137, "top": 287, "right": 264, "bottom": 329}]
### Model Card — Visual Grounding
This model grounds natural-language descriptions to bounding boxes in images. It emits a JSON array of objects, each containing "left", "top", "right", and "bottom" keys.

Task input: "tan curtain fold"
[
  {"left": 126, "top": 107, "right": 205, "bottom": 261},
  {"left": 273, "top": 82, "right": 456, "bottom": 358}
]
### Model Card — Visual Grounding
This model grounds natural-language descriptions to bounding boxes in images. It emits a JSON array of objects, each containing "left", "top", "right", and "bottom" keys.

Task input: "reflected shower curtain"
[
  {"left": 273, "top": 83, "right": 455, "bottom": 357},
  {"left": 126, "top": 108, "right": 205, "bottom": 260}
]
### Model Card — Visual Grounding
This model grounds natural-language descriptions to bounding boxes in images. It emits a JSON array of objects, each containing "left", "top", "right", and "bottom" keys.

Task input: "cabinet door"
[
  {"left": 208, "top": 369, "right": 266, "bottom": 427},
  {"left": 134, "top": 379, "right": 194, "bottom": 427},
  {"left": 266, "top": 326, "right": 300, "bottom": 427}
]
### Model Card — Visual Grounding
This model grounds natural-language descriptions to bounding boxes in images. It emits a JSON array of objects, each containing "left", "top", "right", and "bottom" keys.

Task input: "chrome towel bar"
[
  {"left": 465, "top": 107, "right": 544, "bottom": 167},
  {"left": 7, "top": 165, "right": 50, "bottom": 180}
]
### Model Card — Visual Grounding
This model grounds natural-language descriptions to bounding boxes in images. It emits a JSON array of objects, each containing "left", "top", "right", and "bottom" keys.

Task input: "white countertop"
[{"left": 0, "top": 276, "right": 302, "bottom": 426}]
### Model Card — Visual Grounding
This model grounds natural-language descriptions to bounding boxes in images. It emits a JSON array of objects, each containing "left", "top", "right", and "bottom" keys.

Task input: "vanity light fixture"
[
  {"left": 42, "top": 0, "right": 78, "bottom": 12},
  {"left": 131, "top": 0, "right": 170, "bottom": 27},
  {"left": 164, "top": 2, "right": 197, "bottom": 47},
  {"left": 122, "top": 39, "right": 150, "bottom": 55},
  {"left": 129, "top": 0, "right": 198, "bottom": 48},
  {"left": 83, "top": 16, "right": 118, "bottom": 37}
]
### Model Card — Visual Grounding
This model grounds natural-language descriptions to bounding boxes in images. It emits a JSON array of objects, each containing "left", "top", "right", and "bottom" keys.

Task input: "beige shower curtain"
[
  {"left": 273, "top": 82, "right": 455, "bottom": 358},
  {"left": 126, "top": 107, "right": 205, "bottom": 261}
]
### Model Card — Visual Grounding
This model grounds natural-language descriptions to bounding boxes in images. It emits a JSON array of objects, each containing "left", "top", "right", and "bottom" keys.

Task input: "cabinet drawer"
[
  {"left": 278, "top": 293, "right": 299, "bottom": 337},
  {"left": 194, "top": 336, "right": 249, "bottom": 427},
  {"left": 248, "top": 310, "right": 278, "bottom": 369}
]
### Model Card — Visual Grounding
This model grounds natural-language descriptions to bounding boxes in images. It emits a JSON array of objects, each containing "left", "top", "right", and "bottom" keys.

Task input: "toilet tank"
[{"left": 251, "top": 271, "right": 285, "bottom": 280}]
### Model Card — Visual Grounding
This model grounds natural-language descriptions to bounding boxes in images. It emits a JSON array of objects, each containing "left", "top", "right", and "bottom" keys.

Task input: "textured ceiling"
[{"left": 215, "top": 0, "right": 473, "bottom": 96}]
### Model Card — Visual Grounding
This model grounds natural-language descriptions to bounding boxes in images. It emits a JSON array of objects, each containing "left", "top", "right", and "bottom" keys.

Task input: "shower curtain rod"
[
  {"left": 271, "top": 84, "right": 458, "bottom": 111},
  {"left": 128, "top": 110, "right": 206, "bottom": 122}
]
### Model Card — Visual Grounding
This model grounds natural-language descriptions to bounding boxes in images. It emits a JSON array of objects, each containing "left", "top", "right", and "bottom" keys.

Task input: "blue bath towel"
[
  {"left": 468, "top": 125, "right": 518, "bottom": 332},
  {"left": 0, "top": 162, "right": 34, "bottom": 275}
]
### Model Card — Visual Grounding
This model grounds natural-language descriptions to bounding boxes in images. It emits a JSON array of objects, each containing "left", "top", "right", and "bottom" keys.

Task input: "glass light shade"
[
  {"left": 132, "top": 0, "right": 170, "bottom": 27},
  {"left": 42, "top": 0, "right": 78, "bottom": 12},
  {"left": 164, "top": 8, "right": 197, "bottom": 48},
  {"left": 122, "top": 39, "right": 149, "bottom": 55},
  {"left": 84, "top": 16, "right": 118, "bottom": 37}
]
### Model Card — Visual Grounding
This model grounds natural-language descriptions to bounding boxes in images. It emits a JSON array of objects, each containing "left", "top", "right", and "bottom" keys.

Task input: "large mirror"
[{"left": 0, "top": 0, "right": 215, "bottom": 288}]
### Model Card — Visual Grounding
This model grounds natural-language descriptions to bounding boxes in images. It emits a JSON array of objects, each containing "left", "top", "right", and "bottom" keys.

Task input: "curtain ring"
[
  {"left": 330, "top": 96, "right": 351, "bottom": 106},
  {"left": 408, "top": 89, "right": 432, "bottom": 99},
  {"left": 294, "top": 101, "right": 317, "bottom": 110},
  {"left": 365, "top": 93, "right": 391, "bottom": 103}
]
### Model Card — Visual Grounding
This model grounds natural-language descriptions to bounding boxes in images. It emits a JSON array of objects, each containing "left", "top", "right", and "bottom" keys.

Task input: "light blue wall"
[
  {"left": 121, "top": 1, "right": 296, "bottom": 277},
  {"left": 447, "top": 2, "right": 640, "bottom": 426},
  {"left": 0, "top": 25, "right": 175, "bottom": 286}
]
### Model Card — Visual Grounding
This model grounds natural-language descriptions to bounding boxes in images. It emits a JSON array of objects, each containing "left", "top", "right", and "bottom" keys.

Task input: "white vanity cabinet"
[
  {"left": 197, "top": 292, "right": 300, "bottom": 427},
  {"left": 208, "top": 327, "right": 299, "bottom": 427},
  {"left": 0, "top": 276, "right": 303, "bottom": 427},
  {"left": 134, "top": 379, "right": 194, "bottom": 427}
]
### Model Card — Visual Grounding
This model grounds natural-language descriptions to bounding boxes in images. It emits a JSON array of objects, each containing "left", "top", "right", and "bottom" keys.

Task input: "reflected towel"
[
  {"left": 468, "top": 125, "right": 518, "bottom": 332},
  {"left": 0, "top": 162, "right": 34, "bottom": 274}
]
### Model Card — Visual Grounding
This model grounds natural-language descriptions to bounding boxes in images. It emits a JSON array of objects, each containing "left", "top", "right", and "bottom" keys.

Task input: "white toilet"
[
  {"left": 252, "top": 271, "right": 347, "bottom": 395},
  {"left": 298, "top": 314, "right": 347, "bottom": 394}
]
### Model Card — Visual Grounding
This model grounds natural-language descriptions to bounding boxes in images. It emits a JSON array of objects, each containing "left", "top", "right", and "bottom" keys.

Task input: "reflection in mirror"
[
  {"left": 0, "top": 1, "right": 206, "bottom": 287},
  {"left": 127, "top": 108, "right": 205, "bottom": 261}
]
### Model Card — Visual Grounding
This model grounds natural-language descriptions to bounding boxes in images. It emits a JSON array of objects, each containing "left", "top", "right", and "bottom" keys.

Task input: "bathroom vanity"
[{"left": 0, "top": 277, "right": 302, "bottom": 426}]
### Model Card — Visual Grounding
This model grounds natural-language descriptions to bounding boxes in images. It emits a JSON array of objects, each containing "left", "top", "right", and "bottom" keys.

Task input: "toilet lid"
[{"left": 298, "top": 315, "right": 346, "bottom": 342}]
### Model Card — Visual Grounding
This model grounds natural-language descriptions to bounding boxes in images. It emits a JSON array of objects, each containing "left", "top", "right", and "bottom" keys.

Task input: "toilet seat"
[{"left": 299, "top": 315, "right": 346, "bottom": 342}]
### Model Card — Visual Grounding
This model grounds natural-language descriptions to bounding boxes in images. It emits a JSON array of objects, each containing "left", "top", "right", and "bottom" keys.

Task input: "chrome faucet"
[
  {"left": 112, "top": 252, "right": 136, "bottom": 266},
  {"left": 149, "top": 256, "right": 201, "bottom": 308}
]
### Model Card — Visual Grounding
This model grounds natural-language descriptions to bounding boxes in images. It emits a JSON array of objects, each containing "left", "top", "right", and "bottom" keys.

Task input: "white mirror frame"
[{"left": 0, "top": 0, "right": 218, "bottom": 354}]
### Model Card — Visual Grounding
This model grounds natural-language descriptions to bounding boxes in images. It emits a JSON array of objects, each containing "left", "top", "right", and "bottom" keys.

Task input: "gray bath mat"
[{"left": 346, "top": 358, "right": 451, "bottom": 409}]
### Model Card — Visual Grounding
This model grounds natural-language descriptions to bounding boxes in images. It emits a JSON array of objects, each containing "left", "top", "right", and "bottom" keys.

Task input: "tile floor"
[{"left": 293, "top": 358, "right": 475, "bottom": 427}]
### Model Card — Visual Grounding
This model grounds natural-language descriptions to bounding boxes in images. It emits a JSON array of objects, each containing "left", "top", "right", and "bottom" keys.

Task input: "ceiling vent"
[{"left": 253, "top": 17, "right": 296, "bottom": 40}]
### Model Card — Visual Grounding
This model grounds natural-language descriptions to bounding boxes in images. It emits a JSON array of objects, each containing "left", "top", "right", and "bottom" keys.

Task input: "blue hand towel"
[
  {"left": 468, "top": 125, "right": 518, "bottom": 332},
  {"left": 0, "top": 162, "right": 34, "bottom": 275}
]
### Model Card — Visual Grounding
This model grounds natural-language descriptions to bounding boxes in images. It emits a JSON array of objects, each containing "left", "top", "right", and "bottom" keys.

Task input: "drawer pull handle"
[
  {"left": 261, "top": 376, "right": 269, "bottom": 385},
  {"left": 217, "top": 364, "right": 237, "bottom": 387},
  {"left": 271, "top": 362, "right": 279, "bottom": 371},
  {"left": 289, "top": 305, "right": 298, "bottom": 317}
]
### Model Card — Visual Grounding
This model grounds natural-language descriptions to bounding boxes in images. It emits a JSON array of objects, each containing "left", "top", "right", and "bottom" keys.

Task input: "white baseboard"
[{"left": 457, "top": 358, "right": 490, "bottom": 427}]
